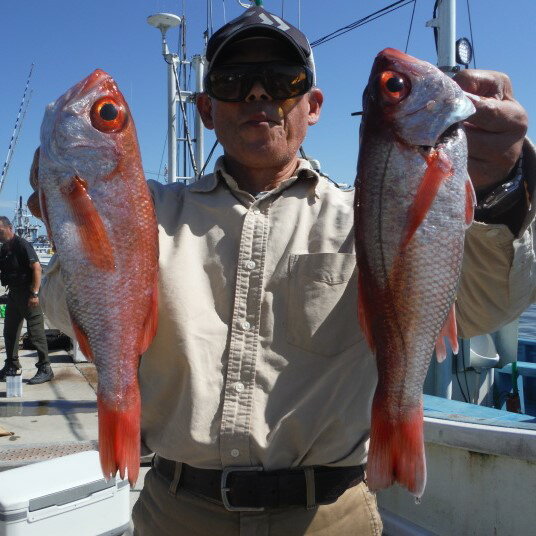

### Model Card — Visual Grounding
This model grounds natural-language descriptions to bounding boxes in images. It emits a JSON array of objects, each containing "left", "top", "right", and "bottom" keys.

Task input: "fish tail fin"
[
  {"left": 367, "top": 397, "right": 426, "bottom": 498},
  {"left": 98, "top": 387, "right": 140, "bottom": 488}
]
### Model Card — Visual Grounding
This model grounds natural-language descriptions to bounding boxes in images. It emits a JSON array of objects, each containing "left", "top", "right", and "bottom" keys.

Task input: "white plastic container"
[
  {"left": 5, "top": 375, "right": 22, "bottom": 398},
  {"left": 0, "top": 450, "right": 130, "bottom": 536}
]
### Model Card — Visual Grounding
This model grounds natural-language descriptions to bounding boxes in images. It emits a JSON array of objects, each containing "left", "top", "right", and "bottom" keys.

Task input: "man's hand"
[
  {"left": 28, "top": 295, "right": 39, "bottom": 308},
  {"left": 453, "top": 69, "right": 528, "bottom": 191}
]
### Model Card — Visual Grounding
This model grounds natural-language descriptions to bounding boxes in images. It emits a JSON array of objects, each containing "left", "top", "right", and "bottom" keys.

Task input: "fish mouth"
[{"left": 418, "top": 123, "right": 461, "bottom": 156}]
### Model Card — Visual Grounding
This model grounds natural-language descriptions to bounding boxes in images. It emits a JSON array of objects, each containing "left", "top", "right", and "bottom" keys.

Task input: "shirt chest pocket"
[{"left": 286, "top": 253, "right": 361, "bottom": 357}]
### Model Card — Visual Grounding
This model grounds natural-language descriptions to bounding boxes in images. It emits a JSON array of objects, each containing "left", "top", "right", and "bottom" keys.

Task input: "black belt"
[{"left": 153, "top": 456, "right": 365, "bottom": 511}]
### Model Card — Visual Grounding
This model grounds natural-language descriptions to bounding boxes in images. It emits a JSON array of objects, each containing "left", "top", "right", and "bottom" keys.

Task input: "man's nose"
[{"left": 245, "top": 81, "right": 271, "bottom": 102}]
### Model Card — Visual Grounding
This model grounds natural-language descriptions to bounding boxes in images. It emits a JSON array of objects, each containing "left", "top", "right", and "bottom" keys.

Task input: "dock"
[{"left": 0, "top": 315, "right": 148, "bottom": 535}]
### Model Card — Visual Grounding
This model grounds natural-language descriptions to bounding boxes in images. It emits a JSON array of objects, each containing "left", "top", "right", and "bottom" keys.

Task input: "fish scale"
[{"left": 355, "top": 49, "right": 475, "bottom": 497}]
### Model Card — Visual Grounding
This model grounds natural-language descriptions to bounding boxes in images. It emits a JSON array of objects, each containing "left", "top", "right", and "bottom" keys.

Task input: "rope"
[
  {"left": 404, "top": 0, "right": 417, "bottom": 53},
  {"left": 466, "top": 0, "right": 477, "bottom": 68},
  {"left": 311, "top": 0, "right": 414, "bottom": 48}
]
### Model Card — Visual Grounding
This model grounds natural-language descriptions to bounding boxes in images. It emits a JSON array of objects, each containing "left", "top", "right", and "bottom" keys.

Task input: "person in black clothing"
[{"left": 0, "top": 216, "right": 53, "bottom": 384}]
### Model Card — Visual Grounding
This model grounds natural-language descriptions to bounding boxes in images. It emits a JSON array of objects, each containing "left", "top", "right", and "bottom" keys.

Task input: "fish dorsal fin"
[
  {"left": 61, "top": 176, "right": 115, "bottom": 272},
  {"left": 401, "top": 149, "right": 453, "bottom": 250}
]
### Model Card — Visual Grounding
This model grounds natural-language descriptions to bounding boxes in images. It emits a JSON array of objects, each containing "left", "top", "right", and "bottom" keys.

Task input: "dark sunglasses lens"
[
  {"left": 207, "top": 70, "right": 245, "bottom": 101},
  {"left": 264, "top": 65, "right": 310, "bottom": 99},
  {"left": 207, "top": 64, "right": 311, "bottom": 101}
]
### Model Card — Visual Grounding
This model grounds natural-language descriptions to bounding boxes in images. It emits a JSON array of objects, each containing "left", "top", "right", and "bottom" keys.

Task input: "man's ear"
[
  {"left": 307, "top": 88, "right": 323, "bottom": 126},
  {"left": 196, "top": 93, "right": 215, "bottom": 130}
]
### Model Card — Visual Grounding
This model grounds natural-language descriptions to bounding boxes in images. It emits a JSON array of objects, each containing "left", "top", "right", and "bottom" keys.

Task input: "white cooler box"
[{"left": 0, "top": 450, "right": 130, "bottom": 536}]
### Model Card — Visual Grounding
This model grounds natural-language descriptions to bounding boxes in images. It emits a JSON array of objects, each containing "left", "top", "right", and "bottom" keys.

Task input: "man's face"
[
  {"left": 0, "top": 223, "right": 13, "bottom": 244},
  {"left": 197, "top": 41, "right": 323, "bottom": 171}
]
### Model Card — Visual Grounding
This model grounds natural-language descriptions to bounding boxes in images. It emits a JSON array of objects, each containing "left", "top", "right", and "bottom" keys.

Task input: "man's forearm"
[{"left": 31, "top": 262, "right": 42, "bottom": 293}]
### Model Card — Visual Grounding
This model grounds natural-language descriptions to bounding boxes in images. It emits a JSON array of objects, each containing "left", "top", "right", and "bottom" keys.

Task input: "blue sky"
[{"left": 1, "top": 0, "right": 534, "bottom": 234}]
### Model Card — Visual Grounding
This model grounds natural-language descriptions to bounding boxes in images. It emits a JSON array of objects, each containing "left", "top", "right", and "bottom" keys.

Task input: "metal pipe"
[
  {"left": 192, "top": 54, "right": 205, "bottom": 177},
  {"left": 427, "top": 0, "right": 457, "bottom": 77},
  {"left": 166, "top": 47, "right": 178, "bottom": 183}
]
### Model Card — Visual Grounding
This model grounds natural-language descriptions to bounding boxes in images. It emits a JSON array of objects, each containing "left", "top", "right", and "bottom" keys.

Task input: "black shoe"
[
  {"left": 0, "top": 364, "right": 22, "bottom": 382},
  {"left": 28, "top": 365, "right": 54, "bottom": 385}
]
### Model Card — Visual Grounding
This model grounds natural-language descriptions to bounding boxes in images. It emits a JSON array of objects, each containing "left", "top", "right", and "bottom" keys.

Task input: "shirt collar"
[{"left": 189, "top": 156, "right": 320, "bottom": 195}]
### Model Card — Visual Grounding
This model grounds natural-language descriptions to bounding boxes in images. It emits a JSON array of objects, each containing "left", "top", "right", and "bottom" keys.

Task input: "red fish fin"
[
  {"left": 27, "top": 191, "right": 42, "bottom": 219},
  {"left": 98, "top": 387, "right": 141, "bottom": 487},
  {"left": 61, "top": 176, "right": 115, "bottom": 271},
  {"left": 367, "top": 398, "right": 426, "bottom": 498},
  {"left": 138, "top": 278, "right": 159, "bottom": 355},
  {"left": 401, "top": 150, "right": 453, "bottom": 249},
  {"left": 465, "top": 179, "right": 476, "bottom": 225},
  {"left": 358, "top": 269, "right": 376, "bottom": 352},
  {"left": 72, "top": 321, "right": 94, "bottom": 362}
]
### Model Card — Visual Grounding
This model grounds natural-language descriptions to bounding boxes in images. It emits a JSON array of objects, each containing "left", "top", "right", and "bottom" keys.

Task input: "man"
[
  {"left": 39, "top": 5, "right": 534, "bottom": 535},
  {"left": 0, "top": 216, "right": 53, "bottom": 384}
]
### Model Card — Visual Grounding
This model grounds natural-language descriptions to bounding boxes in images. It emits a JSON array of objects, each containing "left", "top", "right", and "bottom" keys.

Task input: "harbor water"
[{"left": 519, "top": 304, "right": 536, "bottom": 341}]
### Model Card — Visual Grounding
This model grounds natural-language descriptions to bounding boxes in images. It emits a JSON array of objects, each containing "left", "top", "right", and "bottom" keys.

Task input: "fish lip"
[{"left": 418, "top": 123, "right": 461, "bottom": 154}]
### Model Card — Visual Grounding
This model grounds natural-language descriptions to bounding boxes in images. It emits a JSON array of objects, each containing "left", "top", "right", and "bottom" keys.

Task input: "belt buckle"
[{"left": 221, "top": 466, "right": 264, "bottom": 512}]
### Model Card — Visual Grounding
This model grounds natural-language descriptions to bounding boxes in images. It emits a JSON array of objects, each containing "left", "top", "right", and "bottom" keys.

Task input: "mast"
[{"left": 427, "top": 0, "right": 457, "bottom": 76}]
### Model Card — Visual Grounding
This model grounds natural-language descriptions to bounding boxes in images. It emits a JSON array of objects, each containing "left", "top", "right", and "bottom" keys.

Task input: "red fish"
[
  {"left": 37, "top": 70, "right": 158, "bottom": 486},
  {"left": 355, "top": 49, "right": 475, "bottom": 496}
]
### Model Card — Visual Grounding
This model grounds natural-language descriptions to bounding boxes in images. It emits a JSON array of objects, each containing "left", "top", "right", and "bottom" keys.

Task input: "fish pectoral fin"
[
  {"left": 401, "top": 149, "right": 453, "bottom": 250},
  {"left": 61, "top": 175, "right": 115, "bottom": 271},
  {"left": 138, "top": 277, "right": 159, "bottom": 355},
  {"left": 435, "top": 303, "right": 459, "bottom": 362},
  {"left": 72, "top": 320, "right": 94, "bottom": 362},
  {"left": 465, "top": 178, "right": 476, "bottom": 225}
]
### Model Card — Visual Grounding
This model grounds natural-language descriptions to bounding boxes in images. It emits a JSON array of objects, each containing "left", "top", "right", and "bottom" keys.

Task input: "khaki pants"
[{"left": 132, "top": 467, "right": 383, "bottom": 535}]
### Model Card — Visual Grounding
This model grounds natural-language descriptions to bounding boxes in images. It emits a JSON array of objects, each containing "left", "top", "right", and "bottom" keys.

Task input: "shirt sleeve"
[
  {"left": 456, "top": 138, "right": 536, "bottom": 339},
  {"left": 21, "top": 239, "right": 39, "bottom": 265}
]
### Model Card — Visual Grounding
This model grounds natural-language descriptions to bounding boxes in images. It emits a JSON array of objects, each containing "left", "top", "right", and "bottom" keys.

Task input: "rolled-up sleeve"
[
  {"left": 40, "top": 254, "right": 74, "bottom": 337},
  {"left": 456, "top": 139, "right": 536, "bottom": 338}
]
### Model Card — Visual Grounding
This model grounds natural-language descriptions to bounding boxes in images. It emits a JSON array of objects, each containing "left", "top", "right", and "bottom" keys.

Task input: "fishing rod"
[{"left": 0, "top": 63, "right": 34, "bottom": 196}]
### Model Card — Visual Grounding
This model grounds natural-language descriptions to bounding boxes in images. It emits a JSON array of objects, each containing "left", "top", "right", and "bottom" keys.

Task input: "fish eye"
[
  {"left": 100, "top": 103, "right": 118, "bottom": 121},
  {"left": 378, "top": 71, "right": 411, "bottom": 104},
  {"left": 90, "top": 97, "right": 128, "bottom": 132}
]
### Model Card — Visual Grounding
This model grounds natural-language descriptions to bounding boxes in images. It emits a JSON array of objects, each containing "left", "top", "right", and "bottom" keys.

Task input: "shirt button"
[
  {"left": 231, "top": 449, "right": 240, "bottom": 458},
  {"left": 241, "top": 321, "right": 251, "bottom": 331},
  {"left": 252, "top": 209, "right": 260, "bottom": 215},
  {"left": 234, "top": 382, "right": 245, "bottom": 392},
  {"left": 245, "top": 260, "right": 256, "bottom": 270}
]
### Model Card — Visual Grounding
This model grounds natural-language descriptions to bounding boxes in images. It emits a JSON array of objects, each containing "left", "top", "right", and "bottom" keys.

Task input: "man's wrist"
[{"left": 474, "top": 155, "right": 528, "bottom": 235}]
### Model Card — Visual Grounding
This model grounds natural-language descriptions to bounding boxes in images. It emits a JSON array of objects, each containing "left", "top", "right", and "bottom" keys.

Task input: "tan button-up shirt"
[{"left": 42, "top": 148, "right": 536, "bottom": 471}]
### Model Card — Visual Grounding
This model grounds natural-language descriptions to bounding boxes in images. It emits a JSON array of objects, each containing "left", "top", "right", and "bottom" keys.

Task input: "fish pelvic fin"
[
  {"left": 61, "top": 176, "right": 115, "bottom": 271},
  {"left": 401, "top": 149, "right": 453, "bottom": 250},
  {"left": 367, "top": 397, "right": 426, "bottom": 498},
  {"left": 138, "top": 276, "right": 159, "bottom": 355},
  {"left": 72, "top": 320, "right": 94, "bottom": 362},
  {"left": 98, "top": 386, "right": 141, "bottom": 488},
  {"left": 435, "top": 304, "right": 459, "bottom": 362}
]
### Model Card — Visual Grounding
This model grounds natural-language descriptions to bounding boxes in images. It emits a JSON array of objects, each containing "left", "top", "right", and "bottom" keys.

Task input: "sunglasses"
[{"left": 204, "top": 62, "right": 314, "bottom": 102}]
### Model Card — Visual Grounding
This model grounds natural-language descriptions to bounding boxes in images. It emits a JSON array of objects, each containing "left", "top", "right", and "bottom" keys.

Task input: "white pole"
[
  {"left": 427, "top": 0, "right": 457, "bottom": 77},
  {"left": 193, "top": 55, "right": 205, "bottom": 177},
  {"left": 166, "top": 44, "right": 178, "bottom": 183}
]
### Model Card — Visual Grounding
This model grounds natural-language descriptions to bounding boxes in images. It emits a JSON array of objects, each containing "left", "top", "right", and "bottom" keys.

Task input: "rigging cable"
[
  {"left": 0, "top": 63, "right": 34, "bottom": 195},
  {"left": 466, "top": 0, "right": 477, "bottom": 68},
  {"left": 222, "top": 0, "right": 227, "bottom": 23},
  {"left": 311, "top": 0, "right": 415, "bottom": 48},
  {"left": 404, "top": 0, "right": 417, "bottom": 53}
]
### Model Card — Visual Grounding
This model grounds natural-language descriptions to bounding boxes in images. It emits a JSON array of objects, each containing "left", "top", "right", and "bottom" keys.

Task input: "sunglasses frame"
[{"left": 204, "top": 62, "right": 314, "bottom": 102}]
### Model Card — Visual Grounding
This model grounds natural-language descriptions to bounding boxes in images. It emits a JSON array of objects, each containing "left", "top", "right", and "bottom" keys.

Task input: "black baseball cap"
[{"left": 205, "top": 6, "right": 316, "bottom": 83}]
